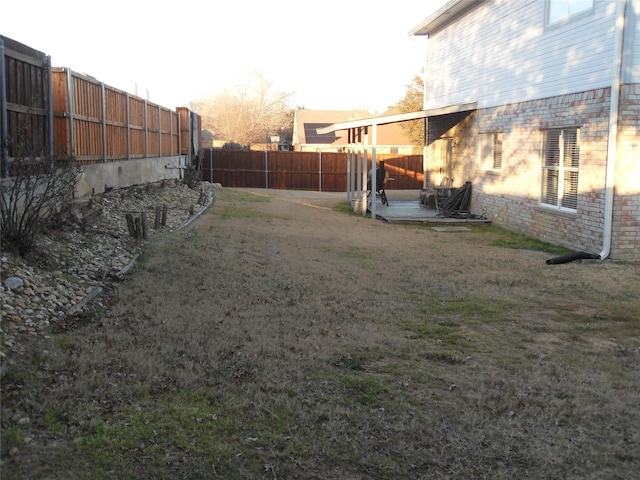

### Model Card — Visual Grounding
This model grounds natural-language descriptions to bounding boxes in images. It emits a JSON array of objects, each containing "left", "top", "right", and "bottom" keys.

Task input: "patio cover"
[
  {"left": 316, "top": 102, "right": 477, "bottom": 219},
  {"left": 316, "top": 102, "right": 476, "bottom": 135}
]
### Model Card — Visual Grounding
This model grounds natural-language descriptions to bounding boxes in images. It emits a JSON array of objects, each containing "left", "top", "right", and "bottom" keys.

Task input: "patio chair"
[
  {"left": 367, "top": 161, "right": 389, "bottom": 206},
  {"left": 420, "top": 177, "right": 455, "bottom": 211}
]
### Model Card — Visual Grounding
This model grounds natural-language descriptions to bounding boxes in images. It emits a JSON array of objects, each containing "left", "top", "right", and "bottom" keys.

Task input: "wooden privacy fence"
[
  {"left": 201, "top": 149, "right": 424, "bottom": 192},
  {"left": 51, "top": 68, "right": 192, "bottom": 166},
  {"left": 2, "top": 35, "right": 201, "bottom": 177}
]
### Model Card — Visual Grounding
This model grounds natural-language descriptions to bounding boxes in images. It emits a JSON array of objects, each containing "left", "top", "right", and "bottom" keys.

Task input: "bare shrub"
[
  {"left": 182, "top": 164, "right": 201, "bottom": 190},
  {"left": 1, "top": 152, "right": 80, "bottom": 256}
]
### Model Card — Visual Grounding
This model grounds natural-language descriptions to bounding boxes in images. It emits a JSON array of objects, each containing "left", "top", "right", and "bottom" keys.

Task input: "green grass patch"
[
  {"left": 339, "top": 374, "right": 387, "bottom": 406},
  {"left": 400, "top": 319, "right": 463, "bottom": 344},
  {"left": 220, "top": 189, "right": 270, "bottom": 203},
  {"left": 333, "top": 202, "right": 357, "bottom": 214},
  {"left": 480, "top": 225, "right": 571, "bottom": 254},
  {"left": 413, "top": 295, "right": 515, "bottom": 323}
]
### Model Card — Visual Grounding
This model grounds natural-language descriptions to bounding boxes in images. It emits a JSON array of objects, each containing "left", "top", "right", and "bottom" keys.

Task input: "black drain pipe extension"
[{"left": 546, "top": 251, "right": 601, "bottom": 265}]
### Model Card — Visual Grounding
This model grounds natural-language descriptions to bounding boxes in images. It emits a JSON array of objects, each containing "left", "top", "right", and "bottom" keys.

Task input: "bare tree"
[
  {"left": 191, "top": 71, "right": 293, "bottom": 148},
  {"left": 395, "top": 73, "right": 426, "bottom": 146}
]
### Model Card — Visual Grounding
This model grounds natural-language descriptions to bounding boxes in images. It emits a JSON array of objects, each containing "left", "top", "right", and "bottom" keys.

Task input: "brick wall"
[
  {"left": 612, "top": 84, "right": 640, "bottom": 259},
  {"left": 427, "top": 85, "right": 639, "bottom": 260}
]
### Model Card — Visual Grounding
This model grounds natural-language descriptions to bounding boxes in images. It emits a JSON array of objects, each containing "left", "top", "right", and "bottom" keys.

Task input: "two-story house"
[{"left": 323, "top": 0, "right": 639, "bottom": 260}]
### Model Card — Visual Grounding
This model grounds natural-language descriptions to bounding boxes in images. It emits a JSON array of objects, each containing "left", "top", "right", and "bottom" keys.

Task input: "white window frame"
[
  {"left": 546, "top": 0, "right": 594, "bottom": 27},
  {"left": 478, "top": 132, "right": 503, "bottom": 172},
  {"left": 540, "top": 128, "right": 580, "bottom": 212}
]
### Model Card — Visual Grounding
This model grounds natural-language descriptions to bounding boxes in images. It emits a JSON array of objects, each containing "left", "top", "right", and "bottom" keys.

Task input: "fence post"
[
  {"left": 154, "top": 206, "right": 161, "bottom": 229},
  {"left": 66, "top": 68, "right": 75, "bottom": 157},
  {"left": 144, "top": 99, "right": 148, "bottom": 159},
  {"left": 1, "top": 38, "right": 8, "bottom": 176},
  {"left": 101, "top": 82, "right": 107, "bottom": 162},
  {"left": 318, "top": 151, "right": 322, "bottom": 192},
  {"left": 126, "top": 93, "right": 131, "bottom": 161},
  {"left": 158, "top": 106, "right": 162, "bottom": 157},
  {"left": 265, "top": 150, "right": 268, "bottom": 189},
  {"left": 47, "top": 55, "right": 54, "bottom": 159},
  {"left": 209, "top": 148, "right": 213, "bottom": 184}
]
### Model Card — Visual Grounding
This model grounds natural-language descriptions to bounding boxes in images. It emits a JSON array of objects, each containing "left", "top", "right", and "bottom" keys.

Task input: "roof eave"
[{"left": 409, "top": 0, "right": 487, "bottom": 36}]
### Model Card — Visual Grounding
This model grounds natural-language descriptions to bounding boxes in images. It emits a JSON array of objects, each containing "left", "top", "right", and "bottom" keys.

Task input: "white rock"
[{"left": 4, "top": 277, "right": 24, "bottom": 290}]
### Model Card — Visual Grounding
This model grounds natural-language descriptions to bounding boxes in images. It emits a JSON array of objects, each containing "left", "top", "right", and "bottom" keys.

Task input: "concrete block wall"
[
  {"left": 429, "top": 86, "right": 639, "bottom": 260},
  {"left": 76, "top": 156, "right": 187, "bottom": 197}
]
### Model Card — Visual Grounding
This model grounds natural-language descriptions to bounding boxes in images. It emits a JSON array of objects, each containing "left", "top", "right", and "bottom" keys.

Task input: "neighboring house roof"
[
  {"left": 374, "top": 107, "right": 419, "bottom": 145},
  {"left": 294, "top": 108, "right": 418, "bottom": 147},
  {"left": 201, "top": 130, "right": 214, "bottom": 141},
  {"left": 293, "top": 110, "right": 372, "bottom": 147}
]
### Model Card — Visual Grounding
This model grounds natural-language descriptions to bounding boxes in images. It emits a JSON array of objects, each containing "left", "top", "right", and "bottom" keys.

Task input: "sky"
[{"left": 3, "top": 0, "right": 449, "bottom": 114}]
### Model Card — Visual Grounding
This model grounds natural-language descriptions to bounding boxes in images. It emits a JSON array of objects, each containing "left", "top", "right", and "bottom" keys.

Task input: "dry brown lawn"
[{"left": 2, "top": 187, "right": 639, "bottom": 479}]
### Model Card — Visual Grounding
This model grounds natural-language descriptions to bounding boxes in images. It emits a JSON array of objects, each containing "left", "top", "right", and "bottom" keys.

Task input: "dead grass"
[{"left": 2, "top": 187, "right": 639, "bottom": 479}]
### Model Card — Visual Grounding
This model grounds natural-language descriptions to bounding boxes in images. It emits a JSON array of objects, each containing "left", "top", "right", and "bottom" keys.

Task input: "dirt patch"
[{"left": 2, "top": 187, "right": 639, "bottom": 479}]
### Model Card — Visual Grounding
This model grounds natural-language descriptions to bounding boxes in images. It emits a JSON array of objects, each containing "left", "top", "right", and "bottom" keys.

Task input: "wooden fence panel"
[
  {"left": 105, "top": 88, "right": 127, "bottom": 160},
  {"left": 202, "top": 149, "right": 423, "bottom": 192},
  {"left": 160, "top": 108, "right": 173, "bottom": 156},
  {"left": 1, "top": 36, "right": 50, "bottom": 164},
  {"left": 129, "top": 96, "right": 146, "bottom": 159},
  {"left": 146, "top": 103, "right": 159, "bottom": 157},
  {"left": 268, "top": 151, "right": 319, "bottom": 190},
  {"left": 320, "top": 153, "right": 348, "bottom": 191},
  {"left": 52, "top": 68, "right": 69, "bottom": 158},
  {"left": 170, "top": 112, "right": 179, "bottom": 155},
  {"left": 377, "top": 154, "right": 424, "bottom": 189}
]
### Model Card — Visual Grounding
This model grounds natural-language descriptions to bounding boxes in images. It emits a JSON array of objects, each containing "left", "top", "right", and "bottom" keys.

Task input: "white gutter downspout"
[{"left": 599, "top": 0, "right": 627, "bottom": 259}]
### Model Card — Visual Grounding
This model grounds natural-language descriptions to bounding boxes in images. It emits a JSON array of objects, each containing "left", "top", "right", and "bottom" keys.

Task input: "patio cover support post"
[
  {"left": 361, "top": 144, "right": 367, "bottom": 216},
  {"left": 346, "top": 128, "right": 353, "bottom": 202},
  {"left": 422, "top": 117, "right": 428, "bottom": 189},
  {"left": 355, "top": 128, "right": 363, "bottom": 201},
  {"left": 370, "top": 124, "right": 377, "bottom": 219}
]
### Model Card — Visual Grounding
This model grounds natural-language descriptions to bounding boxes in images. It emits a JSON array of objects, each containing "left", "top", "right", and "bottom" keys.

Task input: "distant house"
[
  {"left": 292, "top": 109, "right": 371, "bottom": 152},
  {"left": 322, "top": 0, "right": 640, "bottom": 261},
  {"left": 292, "top": 109, "right": 418, "bottom": 153},
  {"left": 201, "top": 130, "right": 214, "bottom": 148}
]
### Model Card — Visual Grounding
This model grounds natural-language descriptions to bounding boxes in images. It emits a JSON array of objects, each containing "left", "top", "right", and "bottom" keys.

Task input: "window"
[
  {"left": 546, "top": 0, "right": 594, "bottom": 26},
  {"left": 541, "top": 128, "right": 579, "bottom": 211},
  {"left": 479, "top": 132, "right": 503, "bottom": 171}
]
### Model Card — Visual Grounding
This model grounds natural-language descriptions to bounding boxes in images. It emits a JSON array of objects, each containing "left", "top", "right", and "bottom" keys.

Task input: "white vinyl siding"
[
  {"left": 424, "top": 0, "right": 617, "bottom": 110},
  {"left": 541, "top": 128, "right": 580, "bottom": 211},
  {"left": 623, "top": 0, "right": 640, "bottom": 83}
]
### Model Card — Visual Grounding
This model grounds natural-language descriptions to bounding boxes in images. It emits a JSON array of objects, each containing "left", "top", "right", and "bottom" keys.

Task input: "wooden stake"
[
  {"left": 154, "top": 205, "right": 161, "bottom": 229},
  {"left": 134, "top": 217, "right": 142, "bottom": 245},
  {"left": 141, "top": 212, "right": 148, "bottom": 240},
  {"left": 162, "top": 205, "right": 168, "bottom": 226},
  {"left": 126, "top": 213, "right": 135, "bottom": 237}
]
